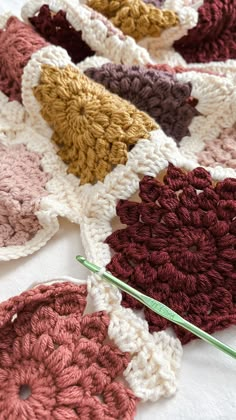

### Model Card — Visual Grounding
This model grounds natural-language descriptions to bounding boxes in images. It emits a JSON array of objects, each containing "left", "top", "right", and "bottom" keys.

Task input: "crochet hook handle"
[{"left": 76, "top": 255, "right": 236, "bottom": 359}]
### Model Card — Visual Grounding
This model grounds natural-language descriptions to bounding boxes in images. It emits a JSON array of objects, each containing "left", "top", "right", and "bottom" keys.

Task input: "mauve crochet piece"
[
  {"left": 29, "top": 5, "right": 95, "bottom": 63},
  {"left": 0, "top": 16, "right": 48, "bottom": 102},
  {"left": 174, "top": 0, "right": 236, "bottom": 63},
  {"left": 0, "top": 143, "right": 49, "bottom": 247},
  {"left": 198, "top": 125, "right": 236, "bottom": 169},
  {"left": 85, "top": 63, "right": 199, "bottom": 142},
  {"left": 0, "top": 282, "right": 137, "bottom": 419},
  {"left": 105, "top": 164, "right": 236, "bottom": 344}
]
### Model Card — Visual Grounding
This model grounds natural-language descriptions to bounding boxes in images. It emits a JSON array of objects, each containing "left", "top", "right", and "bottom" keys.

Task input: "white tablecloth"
[{"left": 0, "top": 1, "right": 236, "bottom": 418}]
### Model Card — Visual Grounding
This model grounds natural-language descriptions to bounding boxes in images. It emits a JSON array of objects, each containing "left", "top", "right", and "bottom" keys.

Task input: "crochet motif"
[
  {"left": 29, "top": 5, "right": 95, "bottom": 64},
  {"left": 87, "top": 0, "right": 179, "bottom": 41},
  {"left": 85, "top": 63, "right": 199, "bottom": 142},
  {"left": 0, "top": 282, "right": 137, "bottom": 419},
  {"left": 198, "top": 126, "right": 236, "bottom": 169},
  {"left": 174, "top": 0, "right": 236, "bottom": 63},
  {"left": 33, "top": 64, "right": 157, "bottom": 184},
  {"left": 0, "top": 143, "right": 49, "bottom": 247},
  {"left": 0, "top": 17, "right": 48, "bottom": 102},
  {"left": 105, "top": 164, "right": 236, "bottom": 344}
]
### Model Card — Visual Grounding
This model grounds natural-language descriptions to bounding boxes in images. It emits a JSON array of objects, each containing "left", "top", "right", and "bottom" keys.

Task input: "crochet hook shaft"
[{"left": 76, "top": 255, "right": 236, "bottom": 359}]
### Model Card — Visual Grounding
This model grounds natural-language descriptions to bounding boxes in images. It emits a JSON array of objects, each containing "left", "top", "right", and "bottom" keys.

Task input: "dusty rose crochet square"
[{"left": 0, "top": 282, "right": 137, "bottom": 419}]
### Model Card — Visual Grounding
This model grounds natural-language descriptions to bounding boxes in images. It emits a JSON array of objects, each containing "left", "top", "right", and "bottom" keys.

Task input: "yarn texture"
[
  {"left": 33, "top": 64, "right": 157, "bottom": 184},
  {"left": 0, "top": 282, "right": 137, "bottom": 419},
  {"left": 1, "top": 0, "right": 236, "bottom": 406},
  {"left": 29, "top": 5, "right": 95, "bottom": 63},
  {"left": 87, "top": 0, "right": 179, "bottom": 40},
  {"left": 174, "top": 0, "right": 236, "bottom": 63},
  {"left": 198, "top": 125, "right": 236, "bottom": 169},
  {"left": 85, "top": 63, "right": 199, "bottom": 142},
  {"left": 22, "top": 0, "right": 151, "bottom": 65},
  {"left": 105, "top": 164, "right": 236, "bottom": 343},
  {"left": 0, "top": 16, "right": 48, "bottom": 102},
  {"left": 0, "top": 143, "right": 49, "bottom": 247}
]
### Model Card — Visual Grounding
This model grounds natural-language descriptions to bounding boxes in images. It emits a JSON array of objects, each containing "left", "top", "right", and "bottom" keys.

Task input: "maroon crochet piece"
[
  {"left": 0, "top": 16, "right": 48, "bottom": 102},
  {"left": 0, "top": 282, "right": 137, "bottom": 419},
  {"left": 29, "top": 5, "right": 95, "bottom": 63},
  {"left": 85, "top": 64, "right": 199, "bottom": 142},
  {"left": 174, "top": 0, "right": 236, "bottom": 63},
  {"left": 105, "top": 164, "right": 236, "bottom": 344}
]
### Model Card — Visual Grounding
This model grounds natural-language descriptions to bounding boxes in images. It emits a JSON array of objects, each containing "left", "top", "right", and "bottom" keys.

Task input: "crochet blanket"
[{"left": 0, "top": 0, "right": 236, "bottom": 419}]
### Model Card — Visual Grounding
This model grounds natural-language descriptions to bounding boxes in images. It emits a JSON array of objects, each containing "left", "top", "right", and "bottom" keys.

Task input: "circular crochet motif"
[
  {"left": 0, "top": 143, "right": 49, "bottom": 247},
  {"left": 29, "top": 5, "right": 95, "bottom": 64},
  {"left": 88, "top": 0, "right": 179, "bottom": 41},
  {"left": 85, "top": 63, "right": 199, "bottom": 142},
  {"left": 174, "top": 0, "right": 236, "bottom": 63},
  {"left": 0, "top": 282, "right": 137, "bottom": 419},
  {"left": 105, "top": 164, "right": 236, "bottom": 344}
]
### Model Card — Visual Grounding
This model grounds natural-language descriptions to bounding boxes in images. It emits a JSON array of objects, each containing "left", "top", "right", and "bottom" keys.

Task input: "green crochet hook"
[{"left": 76, "top": 255, "right": 236, "bottom": 359}]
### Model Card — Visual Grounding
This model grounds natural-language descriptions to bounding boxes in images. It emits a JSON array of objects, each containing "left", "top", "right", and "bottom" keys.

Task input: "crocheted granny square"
[
  {"left": 0, "top": 280, "right": 138, "bottom": 418},
  {"left": 79, "top": 142, "right": 236, "bottom": 345}
]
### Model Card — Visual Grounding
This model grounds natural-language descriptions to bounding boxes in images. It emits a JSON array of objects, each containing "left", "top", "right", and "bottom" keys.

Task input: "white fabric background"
[{"left": 0, "top": 1, "right": 236, "bottom": 418}]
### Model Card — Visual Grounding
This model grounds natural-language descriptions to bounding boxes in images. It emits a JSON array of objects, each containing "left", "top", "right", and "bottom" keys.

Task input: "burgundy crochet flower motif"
[
  {"left": 106, "top": 164, "right": 236, "bottom": 344},
  {"left": 29, "top": 5, "right": 95, "bottom": 63},
  {"left": 0, "top": 282, "right": 137, "bottom": 419},
  {"left": 174, "top": 0, "right": 236, "bottom": 63}
]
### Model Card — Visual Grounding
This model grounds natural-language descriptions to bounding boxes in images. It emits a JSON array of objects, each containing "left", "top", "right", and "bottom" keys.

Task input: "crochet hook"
[{"left": 76, "top": 255, "right": 236, "bottom": 360}]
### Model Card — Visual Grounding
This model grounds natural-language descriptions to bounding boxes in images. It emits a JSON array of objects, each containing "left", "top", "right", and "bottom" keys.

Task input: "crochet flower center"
[
  {"left": 0, "top": 282, "right": 137, "bottom": 419},
  {"left": 105, "top": 164, "right": 236, "bottom": 343}
]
